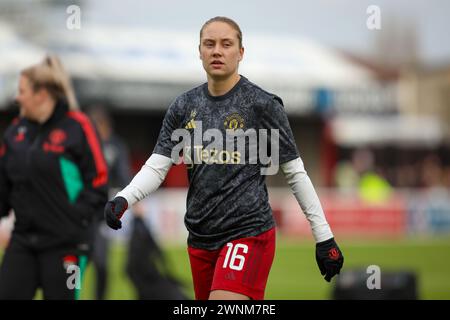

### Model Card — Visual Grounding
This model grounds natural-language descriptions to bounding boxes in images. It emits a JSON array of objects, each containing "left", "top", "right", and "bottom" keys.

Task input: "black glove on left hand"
[
  {"left": 104, "top": 196, "right": 128, "bottom": 230},
  {"left": 315, "top": 237, "right": 344, "bottom": 282}
]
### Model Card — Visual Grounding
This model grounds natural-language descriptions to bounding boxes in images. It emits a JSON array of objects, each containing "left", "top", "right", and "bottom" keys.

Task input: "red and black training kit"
[{"left": 0, "top": 99, "right": 108, "bottom": 250}]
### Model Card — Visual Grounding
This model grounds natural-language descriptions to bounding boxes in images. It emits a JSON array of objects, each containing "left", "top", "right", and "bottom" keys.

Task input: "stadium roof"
[
  {"left": 1, "top": 24, "right": 386, "bottom": 112},
  {"left": 46, "top": 26, "right": 375, "bottom": 87}
]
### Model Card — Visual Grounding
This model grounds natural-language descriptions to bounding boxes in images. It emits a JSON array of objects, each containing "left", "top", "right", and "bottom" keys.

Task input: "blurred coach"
[{"left": 0, "top": 55, "right": 108, "bottom": 299}]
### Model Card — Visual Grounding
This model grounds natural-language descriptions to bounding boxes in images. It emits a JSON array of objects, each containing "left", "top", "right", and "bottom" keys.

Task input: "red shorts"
[{"left": 187, "top": 227, "right": 276, "bottom": 300}]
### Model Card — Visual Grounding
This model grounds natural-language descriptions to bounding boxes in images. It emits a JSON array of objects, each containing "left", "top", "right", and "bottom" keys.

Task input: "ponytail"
[{"left": 21, "top": 54, "right": 79, "bottom": 110}]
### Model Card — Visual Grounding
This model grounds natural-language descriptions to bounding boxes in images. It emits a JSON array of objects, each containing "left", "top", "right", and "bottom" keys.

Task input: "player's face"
[
  {"left": 16, "top": 75, "right": 38, "bottom": 119},
  {"left": 199, "top": 22, "right": 244, "bottom": 80},
  {"left": 16, "top": 75, "right": 48, "bottom": 120}
]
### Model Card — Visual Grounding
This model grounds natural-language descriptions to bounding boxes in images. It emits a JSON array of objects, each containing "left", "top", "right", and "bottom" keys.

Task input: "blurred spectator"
[
  {"left": 358, "top": 169, "right": 392, "bottom": 204},
  {"left": 352, "top": 148, "right": 375, "bottom": 175},
  {"left": 421, "top": 154, "right": 444, "bottom": 188},
  {"left": 334, "top": 148, "right": 392, "bottom": 203},
  {"left": 334, "top": 147, "right": 450, "bottom": 191},
  {"left": 88, "top": 105, "right": 132, "bottom": 299},
  {"left": 126, "top": 206, "right": 188, "bottom": 300},
  {"left": 88, "top": 106, "right": 187, "bottom": 300},
  {"left": 395, "top": 164, "right": 419, "bottom": 188},
  {"left": 334, "top": 160, "right": 359, "bottom": 190}
]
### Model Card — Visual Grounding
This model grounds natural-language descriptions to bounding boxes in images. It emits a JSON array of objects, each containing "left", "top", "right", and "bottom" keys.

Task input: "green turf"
[
  {"left": 84, "top": 237, "right": 450, "bottom": 300},
  {"left": 1, "top": 237, "right": 450, "bottom": 299},
  {"left": 265, "top": 237, "right": 450, "bottom": 299}
]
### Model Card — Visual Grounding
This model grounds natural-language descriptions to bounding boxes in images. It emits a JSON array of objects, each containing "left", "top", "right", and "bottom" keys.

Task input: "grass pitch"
[
  {"left": 75, "top": 236, "right": 450, "bottom": 300},
  {"left": 1, "top": 236, "right": 449, "bottom": 299}
]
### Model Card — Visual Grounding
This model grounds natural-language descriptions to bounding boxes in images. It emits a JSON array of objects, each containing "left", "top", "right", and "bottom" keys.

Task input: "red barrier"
[{"left": 269, "top": 189, "right": 407, "bottom": 238}]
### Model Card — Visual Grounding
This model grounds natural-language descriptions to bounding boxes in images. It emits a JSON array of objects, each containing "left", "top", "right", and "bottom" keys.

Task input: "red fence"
[{"left": 270, "top": 189, "right": 406, "bottom": 238}]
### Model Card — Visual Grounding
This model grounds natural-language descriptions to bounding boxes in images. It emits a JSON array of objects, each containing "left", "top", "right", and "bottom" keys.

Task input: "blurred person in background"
[
  {"left": 125, "top": 204, "right": 188, "bottom": 300},
  {"left": 0, "top": 55, "right": 108, "bottom": 299},
  {"left": 89, "top": 106, "right": 187, "bottom": 300},
  {"left": 104, "top": 16, "right": 343, "bottom": 300},
  {"left": 421, "top": 154, "right": 445, "bottom": 189},
  {"left": 344, "top": 148, "right": 392, "bottom": 204},
  {"left": 334, "top": 148, "right": 394, "bottom": 191},
  {"left": 88, "top": 106, "right": 131, "bottom": 300}
]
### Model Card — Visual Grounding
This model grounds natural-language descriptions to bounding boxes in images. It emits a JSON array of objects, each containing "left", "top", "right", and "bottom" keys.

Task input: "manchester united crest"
[
  {"left": 49, "top": 129, "right": 67, "bottom": 145},
  {"left": 224, "top": 113, "right": 245, "bottom": 130}
]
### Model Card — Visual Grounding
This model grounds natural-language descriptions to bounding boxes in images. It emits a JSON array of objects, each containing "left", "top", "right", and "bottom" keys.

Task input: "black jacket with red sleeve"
[{"left": 0, "top": 100, "right": 108, "bottom": 250}]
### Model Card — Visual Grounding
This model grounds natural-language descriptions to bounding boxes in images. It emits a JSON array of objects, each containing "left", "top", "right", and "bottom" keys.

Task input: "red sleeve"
[
  {"left": 68, "top": 111, "right": 108, "bottom": 221},
  {"left": 68, "top": 111, "right": 108, "bottom": 188}
]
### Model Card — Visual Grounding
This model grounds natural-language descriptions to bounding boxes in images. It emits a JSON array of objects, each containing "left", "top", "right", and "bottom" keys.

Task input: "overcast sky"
[{"left": 82, "top": 0, "right": 450, "bottom": 65}]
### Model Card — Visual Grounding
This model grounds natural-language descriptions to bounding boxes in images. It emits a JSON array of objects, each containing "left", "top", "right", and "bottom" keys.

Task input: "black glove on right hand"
[
  {"left": 104, "top": 196, "right": 128, "bottom": 230},
  {"left": 315, "top": 237, "right": 344, "bottom": 282}
]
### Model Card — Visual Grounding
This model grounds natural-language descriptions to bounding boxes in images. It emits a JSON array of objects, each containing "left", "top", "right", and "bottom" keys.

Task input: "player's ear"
[
  {"left": 238, "top": 47, "right": 244, "bottom": 61},
  {"left": 198, "top": 44, "right": 202, "bottom": 60}
]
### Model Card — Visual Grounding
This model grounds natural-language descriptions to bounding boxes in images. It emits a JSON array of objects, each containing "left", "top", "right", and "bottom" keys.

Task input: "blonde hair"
[
  {"left": 21, "top": 54, "right": 79, "bottom": 110},
  {"left": 200, "top": 16, "right": 243, "bottom": 48}
]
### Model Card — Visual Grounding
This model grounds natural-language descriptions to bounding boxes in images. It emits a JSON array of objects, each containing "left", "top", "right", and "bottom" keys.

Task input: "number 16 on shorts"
[
  {"left": 213, "top": 228, "right": 276, "bottom": 299},
  {"left": 223, "top": 243, "right": 248, "bottom": 271}
]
